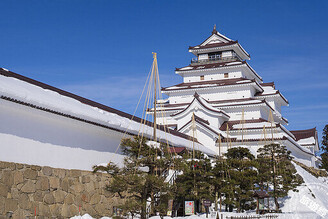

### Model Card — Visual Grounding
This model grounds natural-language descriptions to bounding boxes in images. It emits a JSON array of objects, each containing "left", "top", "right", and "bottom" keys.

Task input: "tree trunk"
[
  {"left": 274, "top": 197, "right": 280, "bottom": 211},
  {"left": 215, "top": 189, "right": 218, "bottom": 211}
]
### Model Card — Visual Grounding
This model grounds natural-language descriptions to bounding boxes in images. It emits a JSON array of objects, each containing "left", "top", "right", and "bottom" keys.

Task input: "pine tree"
[
  {"left": 211, "top": 157, "right": 227, "bottom": 212},
  {"left": 93, "top": 136, "right": 180, "bottom": 219},
  {"left": 322, "top": 125, "right": 328, "bottom": 152},
  {"left": 175, "top": 151, "right": 213, "bottom": 213},
  {"left": 320, "top": 125, "right": 328, "bottom": 171},
  {"left": 223, "top": 147, "right": 257, "bottom": 212},
  {"left": 257, "top": 143, "right": 303, "bottom": 211}
]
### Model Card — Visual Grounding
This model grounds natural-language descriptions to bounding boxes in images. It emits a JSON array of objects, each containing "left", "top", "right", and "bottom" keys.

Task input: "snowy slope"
[{"left": 280, "top": 163, "right": 328, "bottom": 218}]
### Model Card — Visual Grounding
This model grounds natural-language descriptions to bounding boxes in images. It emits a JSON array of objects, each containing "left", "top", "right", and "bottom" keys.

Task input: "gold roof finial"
[{"left": 212, "top": 24, "right": 217, "bottom": 34}]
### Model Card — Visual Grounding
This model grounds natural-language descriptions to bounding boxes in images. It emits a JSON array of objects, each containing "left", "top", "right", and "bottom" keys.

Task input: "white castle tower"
[{"left": 148, "top": 26, "right": 319, "bottom": 167}]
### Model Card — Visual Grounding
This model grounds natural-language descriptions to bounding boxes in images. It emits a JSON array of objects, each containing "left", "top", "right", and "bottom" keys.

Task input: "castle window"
[
  {"left": 200, "top": 75, "right": 204, "bottom": 80},
  {"left": 224, "top": 73, "right": 229, "bottom": 78}
]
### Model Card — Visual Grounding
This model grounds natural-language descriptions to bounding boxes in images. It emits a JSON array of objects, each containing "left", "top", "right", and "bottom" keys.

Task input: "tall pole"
[
  {"left": 152, "top": 52, "right": 157, "bottom": 142},
  {"left": 192, "top": 112, "right": 195, "bottom": 167}
]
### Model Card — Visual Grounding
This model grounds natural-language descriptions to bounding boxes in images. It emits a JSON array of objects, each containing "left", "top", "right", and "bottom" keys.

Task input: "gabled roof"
[
  {"left": 290, "top": 128, "right": 317, "bottom": 142},
  {"left": 162, "top": 77, "right": 263, "bottom": 93},
  {"left": 171, "top": 92, "right": 230, "bottom": 119},
  {"left": 178, "top": 114, "right": 225, "bottom": 139},
  {"left": 176, "top": 60, "right": 245, "bottom": 71},
  {"left": 189, "top": 41, "right": 237, "bottom": 50},
  {"left": 188, "top": 27, "right": 250, "bottom": 60}
]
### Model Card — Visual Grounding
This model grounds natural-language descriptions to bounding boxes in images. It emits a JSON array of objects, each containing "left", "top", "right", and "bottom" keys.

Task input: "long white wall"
[{"left": 0, "top": 99, "right": 126, "bottom": 170}]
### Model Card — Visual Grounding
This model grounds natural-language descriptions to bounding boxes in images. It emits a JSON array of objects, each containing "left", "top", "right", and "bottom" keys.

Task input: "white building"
[
  {"left": 148, "top": 27, "right": 320, "bottom": 167},
  {"left": 0, "top": 68, "right": 216, "bottom": 171}
]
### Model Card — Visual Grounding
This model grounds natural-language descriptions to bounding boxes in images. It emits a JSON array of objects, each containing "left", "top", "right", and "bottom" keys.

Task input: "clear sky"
[{"left": 1, "top": 0, "right": 327, "bottom": 150}]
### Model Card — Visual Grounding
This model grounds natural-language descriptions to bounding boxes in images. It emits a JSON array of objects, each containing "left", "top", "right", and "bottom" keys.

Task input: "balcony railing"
[{"left": 191, "top": 52, "right": 242, "bottom": 65}]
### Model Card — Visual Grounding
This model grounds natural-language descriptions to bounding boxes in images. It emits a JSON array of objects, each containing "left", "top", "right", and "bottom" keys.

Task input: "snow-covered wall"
[{"left": 0, "top": 99, "right": 126, "bottom": 170}]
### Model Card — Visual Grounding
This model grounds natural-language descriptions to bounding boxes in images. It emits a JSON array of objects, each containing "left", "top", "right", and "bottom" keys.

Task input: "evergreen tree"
[
  {"left": 322, "top": 125, "right": 328, "bottom": 152},
  {"left": 257, "top": 143, "right": 303, "bottom": 211},
  {"left": 211, "top": 157, "right": 227, "bottom": 212},
  {"left": 320, "top": 125, "right": 328, "bottom": 171},
  {"left": 223, "top": 147, "right": 257, "bottom": 212},
  {"left": 175, "top": 151, "right": 213, "bottom": 213},
  {"left": 93, "top": 136, "right": 180, "bottom": 219}
]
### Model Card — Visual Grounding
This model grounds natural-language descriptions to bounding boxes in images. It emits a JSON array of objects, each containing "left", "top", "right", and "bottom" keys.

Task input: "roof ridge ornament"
[{"left": 212, "top": 24, "right": 217, "bottom": 34}]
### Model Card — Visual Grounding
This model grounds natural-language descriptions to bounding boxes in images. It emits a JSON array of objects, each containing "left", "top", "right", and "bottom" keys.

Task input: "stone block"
[
  {"left": 54, "top": 190, "right": 66, "bottom": 203},
  {"left": 33, "top": 190, "right": 43, "bottom": 202},
  {"left": 49, "top": 203, "right": 61, "bottom": 216},
  {"left": 13, "top": 171, "right": 24, "bottom": 184},
  {"left": 44, "top": 193, "right": 55, "bottom": 205},
  {"left": 36, "top": 176, "right": 49, "bottom": 191},
  {"left": 38, "top": 202, "right": 51, "bottom": 217},
  {"left": 90, "top": 193, "right": 101, "bottom": 205},
  {"left": 64, "top": 193, "right": 75, "bottom": 205},
  {"left": 83, "top": 203, "right": 97, "bottom": 217},
  {"left": 82, "top": 175, "right": 90, "bottom": 184},
  {"left": 11, "top": 188, "right": 19, "bottom": 199},
  {"left": 61, "top": 204, "right": 78, "bottom": 218},
  {"left": 53, "top": 168, "right": 66, "bottom": 178},
  {"left": 70, "top": 183, "right": 84, "bottom": 193},
  {"left": 81, "top": 192, "right": 90, "bottom": 203},
  {"left": 16, "top": 163, "right": 24, "bottom": 169},
  {"left": 4, "top": 198, "right": 18, "bottom": 212},
  {"left": 30, "top": 165, "right": 42, "bottom": 171},
  {"left": 0, "top": 183, "right": 9, "bottom": 197},
  {"left": 23, "top": 169, "right": 38, "bottom": 180},
  {"left": 61, "top": 178, "right": 69, "bottom": 192},
  {"left": 0, "top": 197, "right": 4, "bottom": 214},
  {"left": 4, "top": 162, "right": 16, "bottom": 170},
  {"left": 42, "top": 166, "right": 53, "bottom": 176},
  {"left": 49, "top": 177, "right": 60, "bottom": 189},
  {"left": 18, "top": 193, "right": 32, "bottom": 210},
  {"left": 21, "top": 180, "right": 36, "bottom": 193},
  {"left": 70, "top": 169, "right": 81, "bottom": 178},
  {"left": 1, "top": 170, "right": 14, "bottom": 186}
]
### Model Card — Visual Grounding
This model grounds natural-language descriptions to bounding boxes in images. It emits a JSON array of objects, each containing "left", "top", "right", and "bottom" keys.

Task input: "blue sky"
[{"left": 1, "top": 0, "right": 327, "bottom": 149}]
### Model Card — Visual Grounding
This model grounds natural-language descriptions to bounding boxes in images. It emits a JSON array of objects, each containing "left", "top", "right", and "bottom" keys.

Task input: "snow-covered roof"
[
  {"left": 290, "top": 128, "right": 318, "bottom": 150},
  {"left": 162, "top": 77, "right": 263, "bottom": 93},
  {"left": 0, "top": 68, "right": 217, "bottom": 156}
]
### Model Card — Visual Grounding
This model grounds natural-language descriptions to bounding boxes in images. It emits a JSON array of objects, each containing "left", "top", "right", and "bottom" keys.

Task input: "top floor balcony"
[{"left": 191, "top": 52, "right": 242, "bottom": 65}]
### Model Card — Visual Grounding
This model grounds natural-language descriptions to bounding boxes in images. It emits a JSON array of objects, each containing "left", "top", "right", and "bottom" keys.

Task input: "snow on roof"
[
  {"left": 297, "top": 137, "right": 316, "bottom": 145},
  {"left": 0, "top": 70, "right": 217, "bottom": 156}
]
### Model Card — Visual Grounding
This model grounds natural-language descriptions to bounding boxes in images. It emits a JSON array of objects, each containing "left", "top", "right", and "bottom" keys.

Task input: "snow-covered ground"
[{"left": 70, "top": 163, "right": 328, "bottom": 219}]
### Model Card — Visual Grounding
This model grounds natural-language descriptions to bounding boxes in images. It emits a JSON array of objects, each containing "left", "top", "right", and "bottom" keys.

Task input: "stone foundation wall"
[{"left": 0, "top": 161, "right": 122, "bottom": 218}]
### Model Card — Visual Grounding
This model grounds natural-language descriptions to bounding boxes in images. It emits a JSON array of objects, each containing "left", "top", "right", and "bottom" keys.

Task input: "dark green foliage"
[
  {"left": 321, "top": 125, "right": 328, "bottom": 171},
  {"left": 257, "top": 143, "right": 303, "bottom": 211},
  {"left": 322, "top": 125, "right": 328, "bottom": 152},
  {"left": 223, "top": 147, "right": 257, "bottom": 212},
  {"left": 93, "top": 136, "right": 180, "bottom": 219},
  {"left": 320, "top": 152, "right": 328, "bottom": 171},
  {"left": 174, "top": 151, "right": 213, "bottom": 212}
]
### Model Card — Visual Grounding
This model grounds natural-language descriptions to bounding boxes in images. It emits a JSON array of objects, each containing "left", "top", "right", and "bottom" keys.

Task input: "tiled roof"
[
  {"left": 169, "top": 147, "right": 186, "bottom": 154},
  {"left": 162, "top": 77, "right": 255, "bottom": 92},
  {"left": 290, "top": 128, "right": 317, "bottom": 141},
  {"left": 189, "top": 41, "right": 238, "bottom": 50},
  {"left": 175, "top": 61, "right": 245, "bottom": 71},
  {"left": 219, "top": 119, "right": 268, "bottom": 131}
]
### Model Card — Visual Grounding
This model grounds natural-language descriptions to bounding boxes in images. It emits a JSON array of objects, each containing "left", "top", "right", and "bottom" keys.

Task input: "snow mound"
[{"left": 70, "top": 214, "right": 111, "bottom": 219}]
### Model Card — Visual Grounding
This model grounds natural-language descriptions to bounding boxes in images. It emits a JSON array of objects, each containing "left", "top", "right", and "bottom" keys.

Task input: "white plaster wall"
[
  {"left": 183, "top": 70, "right": 242, "bottom": 83},
  {"left": 0, "top": 99, "right": 127, "bottom": 170}
]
